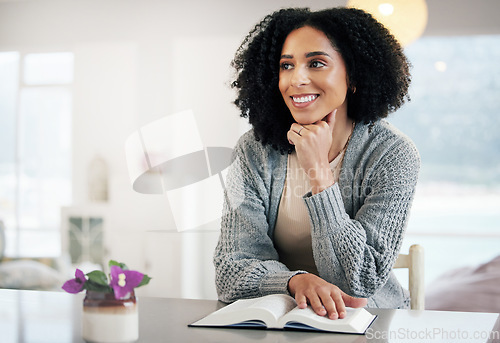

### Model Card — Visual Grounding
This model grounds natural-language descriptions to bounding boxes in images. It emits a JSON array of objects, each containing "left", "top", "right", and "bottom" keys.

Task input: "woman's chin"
[
  {"left": 292, "top": 118, "right": 320, "bottom": 125},
  {"left": 290, "top": 112, "right": 326, "bottom": 125}
]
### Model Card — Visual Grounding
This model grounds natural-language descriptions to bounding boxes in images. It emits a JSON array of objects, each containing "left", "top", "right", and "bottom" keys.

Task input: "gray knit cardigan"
[{"left": 214, "top": 120, "right": 420, "bottom": 308}]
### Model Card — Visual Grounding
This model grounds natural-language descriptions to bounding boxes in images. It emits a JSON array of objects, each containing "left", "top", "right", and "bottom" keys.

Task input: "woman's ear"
[{"left": 347, "top": 77, "right": 356, "bottom": 94}]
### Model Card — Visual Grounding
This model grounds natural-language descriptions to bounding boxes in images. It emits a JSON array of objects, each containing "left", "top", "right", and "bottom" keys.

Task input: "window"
[
  {"left": 0, "top": 51, "right": 73, "bottom": 257},
  {"left": 388, "top": 35, "right": 500, "bottom": 285}
]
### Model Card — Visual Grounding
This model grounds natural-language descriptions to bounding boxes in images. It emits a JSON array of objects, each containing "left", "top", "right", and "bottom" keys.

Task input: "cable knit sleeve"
[
  {"left": 213, "top": 132, "right": 305, "bottom": 303},
  {"left": 303, "top": 128, "right": 420, "bottom": 298}
]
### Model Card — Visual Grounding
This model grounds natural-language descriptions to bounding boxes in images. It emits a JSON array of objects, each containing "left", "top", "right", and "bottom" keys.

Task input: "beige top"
[{"left": 274, "top": 151, "right": 343, "bottom": 275}]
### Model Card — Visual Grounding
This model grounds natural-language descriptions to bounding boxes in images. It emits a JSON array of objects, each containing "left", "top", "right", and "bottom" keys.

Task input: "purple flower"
[
  {"left": 110, "top": 265, "right": 144, "bottom": 299},
  {"left": 62, "top": 269, "right": 87, "bottom": 294}
]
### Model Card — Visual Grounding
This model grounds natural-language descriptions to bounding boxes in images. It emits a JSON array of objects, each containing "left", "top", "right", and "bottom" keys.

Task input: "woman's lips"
[{"left": 291, "top": 94, "right": 319, "bottom": 107}]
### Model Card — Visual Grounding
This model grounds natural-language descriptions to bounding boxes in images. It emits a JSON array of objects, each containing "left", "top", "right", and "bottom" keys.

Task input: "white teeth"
[{"left": 292, "top": 95, "right": 318, "bottom": 103}]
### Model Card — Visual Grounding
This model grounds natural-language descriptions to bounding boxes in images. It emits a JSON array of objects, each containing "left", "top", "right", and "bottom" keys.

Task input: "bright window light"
[
  {"left": 0, "top": 51, "right": 73, "bottom": 257},
  {"left": 24, "top": 52, "right": 74, "bottom": 85},
  {"left": 389, "top": 35, "right": 500, "bottom": 286}
]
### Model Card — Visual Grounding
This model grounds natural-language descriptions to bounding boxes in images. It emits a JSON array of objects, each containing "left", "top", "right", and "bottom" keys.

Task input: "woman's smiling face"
[{"left": 279, "top": 26, "right": 349, "bottom": 125}]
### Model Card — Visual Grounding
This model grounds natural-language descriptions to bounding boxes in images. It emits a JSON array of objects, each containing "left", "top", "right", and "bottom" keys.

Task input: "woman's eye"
[
  {"left": 310, "top": 60, "right": 326, "bottom": 68},
  {"left": 280, "top": 62, "right": 293, "bottom": 70}
]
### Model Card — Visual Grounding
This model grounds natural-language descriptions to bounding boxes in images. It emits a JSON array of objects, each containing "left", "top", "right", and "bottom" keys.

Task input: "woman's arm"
[
  {"left": 213, "top": 135, "right": 304, "bottom": 303},
  {"left": 304, "top": 135, "right": 420, "bottom": 298}
]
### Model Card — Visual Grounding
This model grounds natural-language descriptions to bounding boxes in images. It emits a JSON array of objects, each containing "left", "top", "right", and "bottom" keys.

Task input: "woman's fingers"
[
  {"left": 319, "top": 291, "right": 338, "bottom": 319},
  {"left": 321, "top": 109, "right": 337, "bottom": 131},
  {"left": 304, "top": 288, "right": 342, "bottom": 319},
  {"left": 287, "top": 129, "right": 297, "bottom": 145},
  {"left": 305, "top": 291, "right": 328, "bottom": 317},
  {"left": 294, "top": 292, "right": 308, "bottom": 309},
  {"left": 342, "top": 291, "right": 369, "bottom": 308},
  {"left": 331, "top": 290, "right": 346, "bottom": 319},
  {"left": 288, "top": 273, "right": 361, "bottom": 319},
  {"left": 290, "top": 123, "right": 307, "bottom": 136}
]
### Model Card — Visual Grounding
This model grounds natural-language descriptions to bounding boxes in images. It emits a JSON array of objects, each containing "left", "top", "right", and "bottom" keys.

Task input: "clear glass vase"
[{"left": 82, "top": 290, "right": 138, "bottom": 343}]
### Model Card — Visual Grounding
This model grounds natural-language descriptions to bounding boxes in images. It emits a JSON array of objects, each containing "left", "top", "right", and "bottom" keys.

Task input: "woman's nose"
[{"left": 291, "top": 66, "right": 310, "bottom": 87}]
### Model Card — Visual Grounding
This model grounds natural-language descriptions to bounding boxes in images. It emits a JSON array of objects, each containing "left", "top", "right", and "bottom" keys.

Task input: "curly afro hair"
[{"left": 231, "top": 7, "right": 411, "bottom": 154}]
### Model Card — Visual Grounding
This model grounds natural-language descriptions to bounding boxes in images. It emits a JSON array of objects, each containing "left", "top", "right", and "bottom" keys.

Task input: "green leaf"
[
  {"left": 109, "top": 260, "right": 128, "bottom": 270},
  {"left": 85, "top": 280, "right": 112, "bottom": 293},
  {"left": 86, "top": 270, "right": 109, "bottom": 286},
  {"left": 137, "top": 274, "right": 152, "bottom": 288}
]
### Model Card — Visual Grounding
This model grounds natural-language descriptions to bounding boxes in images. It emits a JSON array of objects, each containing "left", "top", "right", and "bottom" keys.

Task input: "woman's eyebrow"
[
  {"left": 306, "top": 51, "right": 330, "bottom": 58},
  {"left": 280, "top": 51, "right": 331, "bottom": 59}
]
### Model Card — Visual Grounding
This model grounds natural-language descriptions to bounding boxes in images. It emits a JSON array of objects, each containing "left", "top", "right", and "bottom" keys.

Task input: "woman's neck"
[{"left": 328, "top": 114, "right": 355, "bottom": 163}]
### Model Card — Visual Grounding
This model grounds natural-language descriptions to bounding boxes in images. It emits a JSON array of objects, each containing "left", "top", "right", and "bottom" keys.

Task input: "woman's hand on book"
[{"left": 288, "top": 273, "right": 367, "bottom": 320}]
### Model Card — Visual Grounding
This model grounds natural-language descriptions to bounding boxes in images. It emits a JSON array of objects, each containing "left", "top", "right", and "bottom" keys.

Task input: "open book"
[{"left": 189, "top": 294, "right": 376, "bottom": 334}]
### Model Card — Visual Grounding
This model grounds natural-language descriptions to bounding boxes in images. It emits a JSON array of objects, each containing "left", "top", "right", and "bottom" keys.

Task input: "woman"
[{"left": 214, "top": 7, "right": 420, "bottom": 320}]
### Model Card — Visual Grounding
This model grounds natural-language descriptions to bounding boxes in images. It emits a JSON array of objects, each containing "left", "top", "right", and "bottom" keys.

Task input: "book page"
[
  {"left": 190, "top": 294, "right": 297, "bottom": 328},
  {"left": 248, "top": 294, "right": 297, "bottom": 325},
  {"left": 279, "top": 306, "right": 375, "bottom": 333},
  {"left": 283, "top": 306, "right": 358, "bottom": 324}
]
